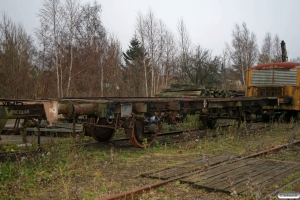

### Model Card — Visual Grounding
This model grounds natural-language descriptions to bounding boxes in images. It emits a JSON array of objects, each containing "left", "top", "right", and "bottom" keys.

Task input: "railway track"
[
  {"left": 0, "top": 120, "right": 270, "bottom": 162},
  {"left": 96, "top": 140, "right": 300, "bottom": 200},
  {"left": 1, "top": 119, "right": 299, "bottom": 198},
  {"left": 0, "top": 128, "right": 197, "bottom": 161}
]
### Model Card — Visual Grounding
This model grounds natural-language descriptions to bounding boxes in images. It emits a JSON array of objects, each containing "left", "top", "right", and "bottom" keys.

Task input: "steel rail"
[
  {"left": 260, "top": 175, "right": 300, "bottom": 200},
  {"left": 95, "top": 140, "right": 300, "bottom": 200}
]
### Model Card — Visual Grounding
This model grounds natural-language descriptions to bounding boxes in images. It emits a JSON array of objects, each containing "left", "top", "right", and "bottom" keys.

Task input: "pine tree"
[
  {"left": 124, "top": 36, "right": 145, "bottom": 65},
  {"left": 122, "top": 36, "right": 148, "bottom": 96}
]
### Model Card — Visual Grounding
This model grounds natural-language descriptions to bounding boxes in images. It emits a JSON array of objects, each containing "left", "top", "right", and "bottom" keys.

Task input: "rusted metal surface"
[
  {"left": 83, "top": 118, "right": 115, "bottom": 142},
  {"left": 250, "top": 62, "right": 300, "bottom": 70},
  {"left": 0, "top": 99, "right": 59, "bottom": 126},
  {"left": 251, "top": 67, "right": 297, "bottom": 86},
  {"left": 246, "top": 62, "right": 300, "bottom": 114},
  {"left": 0, "top": 97, "right": 278, "bottom": 147}
]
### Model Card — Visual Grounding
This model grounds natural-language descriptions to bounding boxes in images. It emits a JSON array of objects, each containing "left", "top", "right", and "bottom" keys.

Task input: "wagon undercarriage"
[{"left": 0, "top": 97, "right": 278, "bottom": 147}]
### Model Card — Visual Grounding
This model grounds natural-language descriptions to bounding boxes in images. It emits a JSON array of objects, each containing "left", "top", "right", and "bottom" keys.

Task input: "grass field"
[{"left": 1, "top": 118, "right": 300, "bottom": 200}]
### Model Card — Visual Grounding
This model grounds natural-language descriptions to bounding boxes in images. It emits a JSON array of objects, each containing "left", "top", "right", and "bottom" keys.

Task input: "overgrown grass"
[{"left": 0, "top": 117, "right": 300, "bottom": 199}]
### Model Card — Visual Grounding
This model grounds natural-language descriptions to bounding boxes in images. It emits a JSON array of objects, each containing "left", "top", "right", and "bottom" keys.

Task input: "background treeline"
[{"left": 0, "top": 0, "right": 299, "bottom": 98}]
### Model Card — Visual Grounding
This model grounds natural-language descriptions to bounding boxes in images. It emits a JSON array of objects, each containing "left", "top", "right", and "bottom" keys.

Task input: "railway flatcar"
[{"left": 246, "top": 62, "right": 300, "bottom": 120}]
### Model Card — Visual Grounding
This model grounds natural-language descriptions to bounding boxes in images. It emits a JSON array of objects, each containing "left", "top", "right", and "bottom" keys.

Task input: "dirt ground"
[
  {"left": 1, "top": 121, "right": 300, "bottom": 200},
  {"left": 91, "top": 123, "right": 300, "bottom": 199}
]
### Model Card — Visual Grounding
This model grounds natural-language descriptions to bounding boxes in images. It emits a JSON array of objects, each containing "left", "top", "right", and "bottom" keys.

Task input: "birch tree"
[
  {"left": 135, "top": 11, "right": 177, "bottom": 95},
  {"left": 162, "top": 28, "right": 176, "bottom": 87},
  {"left": 177, "top": 18, "right": 192, "bottom": 83},
  {"left": 136, "top": 12, "right": 149, "bottom": 96},
  {"left": 258, "top": 32, "right": 272, "bottom": 64},
  {"left": 226, "top": 22, "right": 258, "bottom": 87},
  {"left": 75, "top": 1, "right": 107, "bottom": 96},
  {"left": 258, "top": 33, "right": 283, "bottom": 64},
  {"left": 65, "top": 0, "right": 79, "bottom": 96},
  {"left": 37, "top": 0, "right": 63, "bottom": 97},
  {"left": 272, "top": 35, "right": 282, "bottom": 62},
  {"left": 144, "top": 9, "right": 158, "bottom": 96}
]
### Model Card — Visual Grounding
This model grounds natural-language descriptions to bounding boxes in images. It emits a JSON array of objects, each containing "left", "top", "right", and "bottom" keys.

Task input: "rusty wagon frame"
[{"left": 0, "top": 96, "right": 278, "bottom": 147}]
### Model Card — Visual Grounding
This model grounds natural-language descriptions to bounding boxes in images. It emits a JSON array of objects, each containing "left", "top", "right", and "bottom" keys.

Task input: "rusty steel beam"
[
  {"left": 0, "top": 97, "right": 279, "bottom": 126},
  {"left": 0, "top": 99, "right": 58, "bottom": 125},
  {"left": 0, "top": 97, "right": 279, "bottom": 147}
]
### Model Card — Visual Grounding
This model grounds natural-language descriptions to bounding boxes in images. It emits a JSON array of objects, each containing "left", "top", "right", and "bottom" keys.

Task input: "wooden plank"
[
  {"left": 149, "top": 162, "right": 215, "bottom": 179},
  {"left": 180, "top": 158, "right": 300, "bottom": 196},
  {"left": 255, "top": 165, "right": 300, "bottom": 194},
  {"left": 238, "top": 163, "right": 300, "bottom": 194},
  {"left": 207, "top": 160, "right": 283, "bottom": 191},
  {"left": 182, "top": 154, "right": 229, "bottom": 167},
  {"left": 194, "top": 154, "right": 230, "bottom": 166},
  {"left": 145, "top": 154, "right": 230, "bottom": 179},
  {"left": 193, "top": 159, "right": 268, "bottom": 187},
  {"left": 151, "top": 168, "right": 197, "bottom": 179},
  {"left": 182, "top": 158, "right": 260, "bottom": 184}
]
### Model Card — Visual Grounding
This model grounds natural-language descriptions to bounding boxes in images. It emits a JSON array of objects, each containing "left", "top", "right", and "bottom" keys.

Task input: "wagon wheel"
[
  {"left": 126, "top": 120, "right": 157, "bottom": 148},
  {"left": 207, "top": 118, "right": 216, "bottom": 129},
  {"left": 84, "top": 118, "right": 115, "bottom": 142},
  {"left": 200, "top": 116, "right": 216, "bottom": 129},
  {"left": 284, "top": 111, "right": 298, "bottom": 122}
]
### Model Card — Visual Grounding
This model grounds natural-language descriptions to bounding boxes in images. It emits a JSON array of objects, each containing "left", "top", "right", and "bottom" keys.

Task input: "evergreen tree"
[
  {"left": 123, "top": 36, "right": 144, "bottom": 66},
  {"left": 122, "top": 36, "right": 147, "bottom": 96}
]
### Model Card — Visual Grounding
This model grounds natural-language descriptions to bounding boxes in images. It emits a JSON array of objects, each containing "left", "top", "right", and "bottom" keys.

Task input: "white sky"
[{"left": 1, "top": 0, "right": 300, "bottom": 59}]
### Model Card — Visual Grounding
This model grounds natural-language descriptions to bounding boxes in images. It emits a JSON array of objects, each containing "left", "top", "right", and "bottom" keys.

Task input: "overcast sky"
[{"left": 1, "top": 0, "right": 300, "bottom": 59}]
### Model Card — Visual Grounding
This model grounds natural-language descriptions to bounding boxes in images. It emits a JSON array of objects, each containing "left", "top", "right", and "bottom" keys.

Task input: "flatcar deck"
[{"left": 0, "top": 96, "right": 279, "bottom": 147}]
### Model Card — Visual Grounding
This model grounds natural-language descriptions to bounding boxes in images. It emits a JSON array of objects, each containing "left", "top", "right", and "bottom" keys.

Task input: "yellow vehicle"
[{"left": 246, "top": 62, "right": 300, "bottom": 120}]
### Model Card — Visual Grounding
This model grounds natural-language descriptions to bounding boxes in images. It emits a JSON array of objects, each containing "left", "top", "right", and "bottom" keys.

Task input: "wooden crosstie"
[
  {"left": 142, "top": 156, "right": 300, "bottom": 195},
  {"left": 182, "top": 158, "right": 300, "bottom": 194},
  {"left": 141, "top": 154, "right": 230, "bottom": 179}
]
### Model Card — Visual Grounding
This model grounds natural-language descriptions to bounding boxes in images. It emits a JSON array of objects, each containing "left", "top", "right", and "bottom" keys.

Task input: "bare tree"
[
  {"left": 258, "top": 33, "right": 284, "bottom": 64},
  {"left": 75, "top": 1, "right": 107, "bottom": 97},
  {"left": 177, "top": 18, "right": 192, "bottom": 83},
  {"left": 103, "top": 35, "right": 122, "bottom": 96},
  {"left": 144, "top": 9, "right": 158, "bottom": 96},
  {"left": 37, "top": 0, "right": 63, "bottom": 97},
  {"left": 65, "top": 0, "right": 79, "bottom": 96},
  {"left": 189, "top": 46, "right": 221, "bottom": 86},
  {"left": 226, "top": 22, "right": 258, "bottom": 87},
  {"left": 155, "top": 19, "right": 167, "bottom": 93},
  {"left": 0, "top": 13, "right": 36, "bottom": 98},
  {"left": 162, "top": 28, "right": 177, "bottom": 87},
  {"left": 136, "top": 12, "right": 149, "bottom": 96},
  {"left": 135, "top": 11, "right": 179, "bottom": 95},
  {"left": 272, "top": 34, "right": 282, "bottom": 62},
  {"left": 258, "top": 32, "right": 272, "bottom": 64}
]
